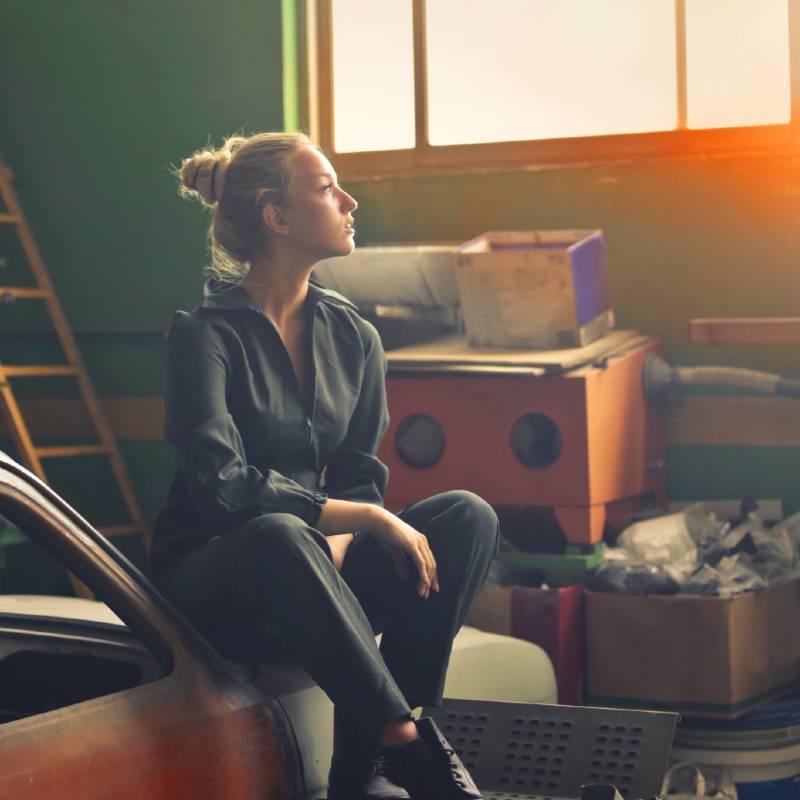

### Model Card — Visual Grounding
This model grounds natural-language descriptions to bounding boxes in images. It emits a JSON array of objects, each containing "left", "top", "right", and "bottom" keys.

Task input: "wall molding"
[{"left": 3, "top": 395, "right": 799, "bottom": 448}]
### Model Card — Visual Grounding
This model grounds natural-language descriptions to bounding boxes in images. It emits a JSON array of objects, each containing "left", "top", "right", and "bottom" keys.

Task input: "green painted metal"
[
  {"left": 496, "top": 543, "right": 603, "bottom": 572},
  {"left": 281, "top": 0, "right": 300, "bottom": 132}
]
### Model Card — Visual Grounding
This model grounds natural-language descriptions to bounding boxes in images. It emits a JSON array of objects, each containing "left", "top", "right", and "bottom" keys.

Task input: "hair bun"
[{"left": 179, "top": 145, "right": 237, "bottom": 207}]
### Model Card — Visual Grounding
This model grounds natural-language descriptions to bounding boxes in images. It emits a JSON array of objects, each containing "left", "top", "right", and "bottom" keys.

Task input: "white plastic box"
[{"left": 313, "top": 245, "right": 461, "bottom": 308}]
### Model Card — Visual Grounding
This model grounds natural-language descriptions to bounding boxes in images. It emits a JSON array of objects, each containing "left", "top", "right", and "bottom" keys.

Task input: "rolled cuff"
[{"left": 300, "top": 491, "right": 328, "bottom": 528}]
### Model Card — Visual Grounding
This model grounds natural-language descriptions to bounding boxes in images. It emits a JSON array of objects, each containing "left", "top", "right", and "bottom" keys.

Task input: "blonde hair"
[{"left": 174, "top": 130, "right": 317, "bottom": 282}]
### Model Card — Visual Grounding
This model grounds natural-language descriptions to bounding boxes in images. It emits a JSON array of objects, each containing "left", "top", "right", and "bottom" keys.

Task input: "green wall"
[
  {"left": 0, "top": 1, "right": 288, "bottom": 571},
  {"left": 2, "top": 3, "right": 800, "bottom": 573},
  {"left": 0, "top": 0, "right": 285, "bottom": 351}
]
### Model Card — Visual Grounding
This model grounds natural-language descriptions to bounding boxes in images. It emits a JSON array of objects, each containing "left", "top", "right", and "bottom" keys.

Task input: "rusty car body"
[{"left": 0, "top": 450, "right": 306, "bottom": 799}]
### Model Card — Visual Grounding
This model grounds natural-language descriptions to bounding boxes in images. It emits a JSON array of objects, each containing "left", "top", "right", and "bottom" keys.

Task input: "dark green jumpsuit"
[{"left": 149, "top": 276, "right": 499, "bottom": 743}]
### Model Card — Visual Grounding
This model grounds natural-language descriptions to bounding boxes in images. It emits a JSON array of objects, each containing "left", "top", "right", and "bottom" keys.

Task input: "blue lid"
[{"left": 683, "top": 694, "right": 800, "bottom": 731}]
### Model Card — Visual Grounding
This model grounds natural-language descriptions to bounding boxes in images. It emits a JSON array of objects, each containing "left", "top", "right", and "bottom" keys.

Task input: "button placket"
[{"left": 252, "top": 305, "right": 318, "bottom": 427}]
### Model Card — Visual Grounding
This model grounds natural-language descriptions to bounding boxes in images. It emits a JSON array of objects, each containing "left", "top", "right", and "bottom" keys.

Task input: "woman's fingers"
[
  {"left": 411, "top": 534, "right": 439, "bottom": 598},
  {"left": 372, "top": 514, "right": 439, "bottom": 598},
  {"left": 390, "top": 548, "right": 409, "bottom": 581},
  {"left": 418, "top": 538, "right": 438, "bottom": 596},
  {"left": 425, "top": 540, "right": 440, "bottom": 593},
  {"left": 409, "top": 545, "right": 430, "bottom": 597},
  {"left": 416, "top": 533, "right": 439, "bottom": 593}
]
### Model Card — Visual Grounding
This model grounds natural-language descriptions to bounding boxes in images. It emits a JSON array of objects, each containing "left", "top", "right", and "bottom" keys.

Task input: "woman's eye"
[{"left": 323, "top": 183, "right": 334, "bottom": 192}]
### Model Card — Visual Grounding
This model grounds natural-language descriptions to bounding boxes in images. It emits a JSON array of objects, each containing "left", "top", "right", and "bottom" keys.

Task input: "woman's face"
[{"left": 279, "top": 146, "right": 358, "bottom": 260}]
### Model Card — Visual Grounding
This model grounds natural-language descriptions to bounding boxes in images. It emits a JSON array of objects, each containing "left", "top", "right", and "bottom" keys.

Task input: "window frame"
[{"left": 300, "top": 0, "right": 800, "bottom": 180}]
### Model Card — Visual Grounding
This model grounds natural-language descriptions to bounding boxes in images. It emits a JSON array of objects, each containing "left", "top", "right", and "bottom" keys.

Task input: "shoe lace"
[
  {"left": 372, "top": 753, "right": 392, "bottom": 777},
  {"left": 434, "top": 743, "right": 468, "bottom": 789},
  {"left": 380, "top": 739, "right": 471, "bottom": 794}
]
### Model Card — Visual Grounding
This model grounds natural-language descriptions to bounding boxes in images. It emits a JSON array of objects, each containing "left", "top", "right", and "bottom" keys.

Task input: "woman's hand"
[
  {"left": 366, "top": 508, "right": 440, "bottom": 599},
  {"left": 327, "top": 532, "right": 355, "bottom": 573}
]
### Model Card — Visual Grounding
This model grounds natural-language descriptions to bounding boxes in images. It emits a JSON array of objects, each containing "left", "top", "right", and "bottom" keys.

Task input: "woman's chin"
[
  {"left": 315, "top": 238, "right": 356, "bottom": 262},
  {"left": 338, "top": 237, "right": 357, "bottom": 256}
]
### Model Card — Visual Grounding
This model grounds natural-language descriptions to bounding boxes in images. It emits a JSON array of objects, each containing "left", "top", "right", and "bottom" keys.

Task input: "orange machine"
[{"left": 379, "top": 335, "right": 667, "bottom": 544}]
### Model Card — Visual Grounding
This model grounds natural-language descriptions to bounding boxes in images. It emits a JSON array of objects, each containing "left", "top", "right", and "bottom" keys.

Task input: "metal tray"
[{"left": 422, "top": 698, "right": 678, "bottom": 800}]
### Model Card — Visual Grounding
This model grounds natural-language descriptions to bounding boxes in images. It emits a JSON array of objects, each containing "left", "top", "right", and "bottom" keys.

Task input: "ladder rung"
[
  {"left": 98, "top": 523, "right": 147, "bottom": 538},
  {"left": 0, "top": 213, "right": 20, "bottom": 224},
  {"left": 1, "top": 364, "right": 79, "bottom": 378},
  {"left": 36, "top": 444, "right": 111, "bottom": 458},
  {"left": 0, "top": 286, "right": 50, "bottom": 300}
]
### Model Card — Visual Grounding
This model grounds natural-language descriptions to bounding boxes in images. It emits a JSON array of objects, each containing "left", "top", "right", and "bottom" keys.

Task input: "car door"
[{"left": 0, "top": 452, "right": 305, "bottom": 800}]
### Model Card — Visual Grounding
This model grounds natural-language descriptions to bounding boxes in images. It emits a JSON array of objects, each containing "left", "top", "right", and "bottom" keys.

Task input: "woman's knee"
[
  {"left": 232, "top": 512, "right": 330, "bottom": 566},
  {"left": 443, "top": 490, "right": 500, "bottom": 553}
]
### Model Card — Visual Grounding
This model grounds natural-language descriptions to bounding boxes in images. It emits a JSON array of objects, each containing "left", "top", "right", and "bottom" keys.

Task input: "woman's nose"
[{"left": 341, "top": 190, "right": 357, "bottom": 211}]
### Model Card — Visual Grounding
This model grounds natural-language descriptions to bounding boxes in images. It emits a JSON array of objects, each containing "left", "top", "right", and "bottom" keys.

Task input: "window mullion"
[
  {"left": 316, "top": 0, "right": 335, "bottom": 152},
  {"left": 675, "top": 0, "right": 688, "bottom": 130},
  {"left": 412, "top": 0, "right": 429, "bottom": 150},
  {"left": 789, "top": 0, "right": 800, "bottom": 132}
]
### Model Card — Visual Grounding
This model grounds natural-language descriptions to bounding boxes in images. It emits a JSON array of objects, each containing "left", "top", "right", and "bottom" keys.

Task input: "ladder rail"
[
  {"left": 0, "top": 160, "right": 152, "bottom": 597},
  {"left": 0, "top": 370, "right": 45, "bottom": 477}
]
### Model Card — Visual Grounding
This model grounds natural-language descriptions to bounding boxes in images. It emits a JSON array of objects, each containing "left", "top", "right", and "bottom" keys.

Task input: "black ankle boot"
[
  {"left": 380, "top": 716, "right": 484, "bottom": 800},
  {"left": 327, "top": 709, "right": 411, "bottom": 800}
]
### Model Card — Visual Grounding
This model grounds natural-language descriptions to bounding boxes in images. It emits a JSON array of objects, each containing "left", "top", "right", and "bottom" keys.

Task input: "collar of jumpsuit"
[
  {"left": 200, "top": 274, "right": 359, "bottom": 313},
  {"left": 198, "top": 273, "right": 362, "bottom": 451}
]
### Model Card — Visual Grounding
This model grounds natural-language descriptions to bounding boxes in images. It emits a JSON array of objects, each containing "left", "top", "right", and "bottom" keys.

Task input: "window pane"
[
  {"left": 331, "top": 0, "right": 415, "bottom": 152},
  {"left": 685, "top": 0, "right": 790, "bottom": 129},
  {"left": 426, "top": 0, "right": 677, "bottom": 146}
]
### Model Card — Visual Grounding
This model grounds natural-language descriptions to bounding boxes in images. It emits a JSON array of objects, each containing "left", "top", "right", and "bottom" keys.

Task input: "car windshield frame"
[{"left": 0, "top": 452, "right": 229, "bottom": 677}]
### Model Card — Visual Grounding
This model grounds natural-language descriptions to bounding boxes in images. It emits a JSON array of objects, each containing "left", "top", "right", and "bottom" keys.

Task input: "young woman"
[{"left": 150, "top": 131, "right": 499, "bottom": 800}]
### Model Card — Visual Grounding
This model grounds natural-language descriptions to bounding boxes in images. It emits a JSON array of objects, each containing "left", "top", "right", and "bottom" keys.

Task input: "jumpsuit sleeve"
[
  {"left": 163, "top": 311, "right": 328, "bottom": 533},
  {"left": 323, "top": 318, "right": 390, "bottom": 506}
]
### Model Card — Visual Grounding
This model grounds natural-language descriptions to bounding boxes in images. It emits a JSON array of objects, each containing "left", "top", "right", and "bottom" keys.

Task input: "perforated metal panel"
[{"left": 422, "top": 698, "right": 678, "bottom": 800}]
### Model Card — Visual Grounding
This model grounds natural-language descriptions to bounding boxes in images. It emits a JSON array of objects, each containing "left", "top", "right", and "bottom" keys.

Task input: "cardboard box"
[
  {"left": 586, "top": 579, "right": 800, "bottom": 719},
  {"left": 465, "top": 584, "right": 584, "bottom": 705},
  {"left": 455, "top": 230, "right": 613, "bottom": 349}
]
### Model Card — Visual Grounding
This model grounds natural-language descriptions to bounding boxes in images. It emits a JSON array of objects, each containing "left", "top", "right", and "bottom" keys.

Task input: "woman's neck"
[{"left": 241, "top": 254, "right": 315, "bottom": 331}]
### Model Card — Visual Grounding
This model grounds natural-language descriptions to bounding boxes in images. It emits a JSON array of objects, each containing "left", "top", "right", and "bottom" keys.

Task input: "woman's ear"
[{"left": 261, "top": 203, "right": 290, "bottom": 237}]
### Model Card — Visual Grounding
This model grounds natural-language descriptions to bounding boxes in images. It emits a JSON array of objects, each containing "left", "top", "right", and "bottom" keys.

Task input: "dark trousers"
[{"left": 152, "top": 490, "right": 500, "bottom": 744}]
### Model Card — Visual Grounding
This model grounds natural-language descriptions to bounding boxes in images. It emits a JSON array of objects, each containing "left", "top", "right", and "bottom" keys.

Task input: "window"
[
  {"left": 302, "top": 0, "right": 799, "bottom": 178},
  {"left": 0, "top": 513, "right": 166, "bottom": 724}
]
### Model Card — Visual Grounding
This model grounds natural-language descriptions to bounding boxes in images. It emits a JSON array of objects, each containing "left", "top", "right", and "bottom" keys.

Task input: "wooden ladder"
[{"left": 0, "top": 159, "right": 151, "bottom": 599}]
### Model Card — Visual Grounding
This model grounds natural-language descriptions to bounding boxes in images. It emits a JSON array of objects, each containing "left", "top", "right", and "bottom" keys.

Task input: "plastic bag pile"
[{"left": 594, "top": 503, "right": 800, "bottom": 597}]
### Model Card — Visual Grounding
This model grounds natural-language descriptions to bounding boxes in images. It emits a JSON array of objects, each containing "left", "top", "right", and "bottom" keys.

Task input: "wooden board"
[
  {"left": 385, "top": 329, "right": 642, "bottom": 371},
  {"left": 388, "top": 363, "right": 548, "bottom": 376},
  {"left": 3, "top": 397, "right": 165, "bottom": 441},
  {"left": 690, "top": 317, "right": 800, "bottom": 345}
]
